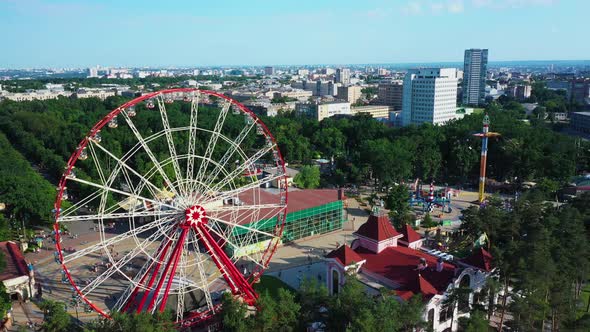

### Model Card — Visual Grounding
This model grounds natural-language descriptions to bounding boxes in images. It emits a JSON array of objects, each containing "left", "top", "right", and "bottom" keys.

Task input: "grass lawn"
[
  {"left": 473, "top": 108, "right": 485, "bottom": 114},
  {"left": 579, "top": 283, "right": 590, "bottom": 318},
  {"left": 254, "top": 275, "right": 296, "bottom": 297}
]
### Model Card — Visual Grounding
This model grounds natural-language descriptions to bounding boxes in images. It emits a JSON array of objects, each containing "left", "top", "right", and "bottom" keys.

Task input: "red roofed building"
[
  {"left": 0, "top": 241, "right": 36, "bottom": 301},
  {"left": 353, "top": 212, "right": 403, "bottom": 253},
  {"left": 324, "top": 211, "right": 495, "bottom": 332},
  {"left": 398, "top": 224, "right": 424, "bottom": 249},
  {"left": 461, "top": 247, "right": 493, "bottom": 272}
]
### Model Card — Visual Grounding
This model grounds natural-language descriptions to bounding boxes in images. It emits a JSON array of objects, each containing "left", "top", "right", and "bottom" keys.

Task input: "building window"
[{"left": 332, "top": 269, "right": 340, "bottom": 295}]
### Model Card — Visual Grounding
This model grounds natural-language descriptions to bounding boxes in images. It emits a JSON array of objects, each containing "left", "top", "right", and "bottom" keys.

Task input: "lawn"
[
  {"left": 579, "top": 283, "right": 590, "bottom": 318},
  {"left": 254, "top": 275, "right": 296, "bottom": 297}
]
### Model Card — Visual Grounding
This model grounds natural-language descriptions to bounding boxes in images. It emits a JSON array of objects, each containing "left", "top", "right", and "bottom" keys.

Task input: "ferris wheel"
[{"left": 52, "top": 88, "right": 288, "bottom": 327}]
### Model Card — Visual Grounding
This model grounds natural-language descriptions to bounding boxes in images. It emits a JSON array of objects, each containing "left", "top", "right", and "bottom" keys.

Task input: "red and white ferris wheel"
[{"left": 52, "top": 88, "right": 288, "bottom": 327}]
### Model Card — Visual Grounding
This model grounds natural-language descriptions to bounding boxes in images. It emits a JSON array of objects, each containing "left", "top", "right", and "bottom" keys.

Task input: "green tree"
[
  {"left": 293, "top": 166, "right": 320, "bottom": 189},
  {"left": 220, "top": 292, "right": 251, "bottom": 332},
  {"left": 459, "top": 310, "right": 490, "bottom": 332},
  {"left": 84, "top": 311, "right": 175, "bottom": 332},
  {"left": 39, "top": 300, "right": 73, "bottom": 332}
]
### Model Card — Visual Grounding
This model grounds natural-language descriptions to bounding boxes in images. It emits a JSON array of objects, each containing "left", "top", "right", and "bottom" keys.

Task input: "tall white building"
[
  {"left": 335, "top": 68, "right": 351, "bottom": 85},
  {"left": 401, "top": 68, "right": 458, "bottom": 126},
  {"left": 463, "top": 49, "right": 488, "bottom": 106}
]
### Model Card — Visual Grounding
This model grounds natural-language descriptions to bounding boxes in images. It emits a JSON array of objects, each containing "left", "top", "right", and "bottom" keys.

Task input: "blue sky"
[{"left": 0, "top": 0, "right": 587, "bottom": 68}]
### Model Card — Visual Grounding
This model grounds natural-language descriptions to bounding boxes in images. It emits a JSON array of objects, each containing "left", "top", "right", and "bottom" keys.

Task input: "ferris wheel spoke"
[
  {"left": 156, "top": 95, "right": 185, "bottom": 195},
  {"left": 207, "top": 216, "right": 278, "bottom": 239},
  {"left": 202, "top": 222, "right": 265, "bottom": 270},
  {"left": 175, "top": 239, "right": 189, "bottom": 322},
  {"left": 208, "top": 203, "right": 284, "bottom": 214},
  {"left": 87, "top": 143, "right": 108, "bottom": 185},
  {"left": 193, "top": 223, "right": 257, "bottom": 304},
  {"left": 62, "top": 217, "right": 175, "bottom": 264},
  {"left": 58, "top": 209, "right": 178, "bottom": 223},
  {"left": 191, "top": 234, "right": 216, "bottom": 314},
  {"left": 59, "top": 190, "right": 102, "bottom": 217},
  {"left": 192, "top": 100, "right": 231, "bottom": 195},
  {"left": 205, "top": 173, "right": 284, "bottom": 206},
  {"left": 186, "top": 92, "right": 200, "bottom": 193},
  {"left": 202, "top": 120, "right": 257, "bottom": 191},
  {"left": 91, "top": 141, "right": 164, "bottom": 202},
  {"left": 205, "top": 144, "right": 276, "bottom": 196},
  {"left": 121, "top": 111, "right": 182, "bottom": 200},
  {"left": 67, "top": 176, "right": 178, "bottom": 211},
  {"left": 79, "top": 223, "right": 175, "bottom": 299}
]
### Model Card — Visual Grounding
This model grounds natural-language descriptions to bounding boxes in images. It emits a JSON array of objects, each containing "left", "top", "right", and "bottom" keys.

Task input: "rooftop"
[
  {"left": 355, "top": 245, "right": 455, "bottom": 296},
  {"left": 354, "top": 213, "right": 401, "bottom": 242},
  {"left": 0, "top": 241, "right": 29, "bottom": 281}
]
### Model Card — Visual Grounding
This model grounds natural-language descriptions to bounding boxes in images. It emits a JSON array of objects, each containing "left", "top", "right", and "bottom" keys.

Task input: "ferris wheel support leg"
[
  {"left": 158, "top": 226, "right": 190, "bottom": 312},
  {"left": 122, "top": 234, "right": 172, "bottom": 313},
  {"left": 147, "top": 228, "right": 188, "bottom": 313},
  {"left": 194, "top": 223, "right": 257, "bottom": 305},
  {"left": 134, "top": 234, "right": 176, "bottom": 313}
]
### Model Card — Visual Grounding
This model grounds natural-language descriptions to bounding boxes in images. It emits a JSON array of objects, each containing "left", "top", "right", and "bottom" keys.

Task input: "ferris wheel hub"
[{"left": 184, "top": 205, "right": 208, "bottom": 227}]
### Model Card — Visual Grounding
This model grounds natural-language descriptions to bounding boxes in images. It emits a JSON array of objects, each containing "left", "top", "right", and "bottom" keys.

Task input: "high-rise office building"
[
  {"left": 401, "top": 68, "right": 458, "bottom": 126},
  {"left": 377, "top": 81, "right": 403, "bottom": 111},
  {"left": 335, "top": 68, "right": 351, "bottom": 85},
  {"left": 463, "top": 49, "right": 488, "bottom": 106},
  {"left": 264, "top": 66, "right": 275, "bottom": 76}
]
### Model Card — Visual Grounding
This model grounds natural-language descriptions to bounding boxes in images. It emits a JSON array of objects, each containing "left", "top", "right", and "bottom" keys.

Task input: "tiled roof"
[
  {"left": 326, "top": 244, "right": 364, "bottom": 266},
  {"left": 356, "top": 245, "right": 455, "bottom": 295},
  {"left": 400, "top": 224, "right": 422, "bottom": 244},
  {"left": 354, "top": 213, "right": 401, "bottom": 242},
  {"left": 0, "top": 241, "right": 29, "bottom": 281},
  {"left": 462, "top": 247, "right": 493, "bottom": 272}
]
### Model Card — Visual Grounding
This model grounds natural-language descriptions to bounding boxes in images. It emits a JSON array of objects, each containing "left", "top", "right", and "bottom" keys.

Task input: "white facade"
[
  {"left": 316, "top": 102, "right": 351, "bottom": 121},
  {"left": 401, "top": 68, "right": 458, "bottom": 126}
]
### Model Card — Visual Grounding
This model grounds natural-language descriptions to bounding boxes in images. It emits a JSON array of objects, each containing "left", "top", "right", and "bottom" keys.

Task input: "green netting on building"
[{"left": 230, "top": 200, "right": 344, "bottom": 245}]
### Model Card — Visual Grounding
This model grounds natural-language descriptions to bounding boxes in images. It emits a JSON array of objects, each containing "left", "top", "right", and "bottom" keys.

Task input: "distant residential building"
[
  {"left": 74, "top": 88, "right": 116, "bottom": 100},
  {"left": 264, "top": 66, "right": 275, "bottom": 76},
  {"left": 297, "top": 69, "right": 309, "bottom": 76},
  {"left": 547, "top": 79, "right": 590, "bottom": 105},
  {"left": 401, "top": 68, "right": 459, "bottom": 126},
  {"left": 570, "top": 112, "right": 590, "bottom": 133},
  {"left": 463, "top": 49, "right": 488, "bottom": 106},
  {"left": 571, "top": 79, "right": 590, "bottom": 105},
  {"left": 507, "top": 85, "right": 532, "bottom": 101},
  {"left": 88, "top": 66, "right": 99, "bottom": 78},
  {"left": 350, "top": 105, "right": 393, "bottom": 118},
  {"left": 322, "top": 68, "right": 336, "bottom": 75},
  {"left": 273, "top": 89, "right": 313, "bottom": 100},
  {"left": 377, "top": 81, "right": 403, "bottom": 110},
  {"left": 296, "top": 101, "right": 351, "bottom": 121},
  {"left": 315, "top": 81, "right": 339, "bottom": 97},
  {"left": 336, "top": 86, "right": 362, "bottom": 103},
  {"left": 335, "top": 68, "right": 351, "bottom": 85}
]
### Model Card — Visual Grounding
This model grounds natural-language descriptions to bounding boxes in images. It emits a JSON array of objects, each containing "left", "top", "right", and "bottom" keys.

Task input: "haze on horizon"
[{"left": 0, "top": 0, "right": 588, "bottom": 68}]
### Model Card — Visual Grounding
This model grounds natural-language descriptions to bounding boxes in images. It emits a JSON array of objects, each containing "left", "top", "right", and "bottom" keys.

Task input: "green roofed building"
[{"left": 228, "top": 189, "right": 346, "bottom": 256}]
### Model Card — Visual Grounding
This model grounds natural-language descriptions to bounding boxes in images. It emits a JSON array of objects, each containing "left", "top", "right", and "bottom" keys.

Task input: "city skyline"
[{"left": 1, "top": 0, "right": 589, "bottom": 68}]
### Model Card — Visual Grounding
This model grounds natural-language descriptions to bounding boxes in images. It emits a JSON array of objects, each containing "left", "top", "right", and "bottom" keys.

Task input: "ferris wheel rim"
[{"left": 52, "top": 88, "right": 289, "bottom": 325}]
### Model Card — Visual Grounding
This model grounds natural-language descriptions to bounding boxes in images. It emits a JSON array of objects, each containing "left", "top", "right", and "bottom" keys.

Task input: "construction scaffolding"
[{"left": 229, "top": 200, "right": 345, "bottom": 254}]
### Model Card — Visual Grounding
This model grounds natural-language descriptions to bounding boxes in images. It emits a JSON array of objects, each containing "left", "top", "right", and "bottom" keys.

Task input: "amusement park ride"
[
  {"left": 473, "top": 114, "right": 501, "bottom": 204},
  {"left": 409, "top": 180, "right": 453, "bottom": 214},
  {"left": 52, "top": 89, "right": 288, "bottom": 328}
]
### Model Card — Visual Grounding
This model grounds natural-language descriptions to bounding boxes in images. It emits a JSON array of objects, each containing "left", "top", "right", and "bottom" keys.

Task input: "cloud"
[
  {"left": 402, "top": 1, "right": 423, "bottom": 15},
  {"left": 403, "top": 1, "right": 465, "bottom": 15},
  {"left": 471, "top": 0, "right": 557, "bottom": 8}
]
